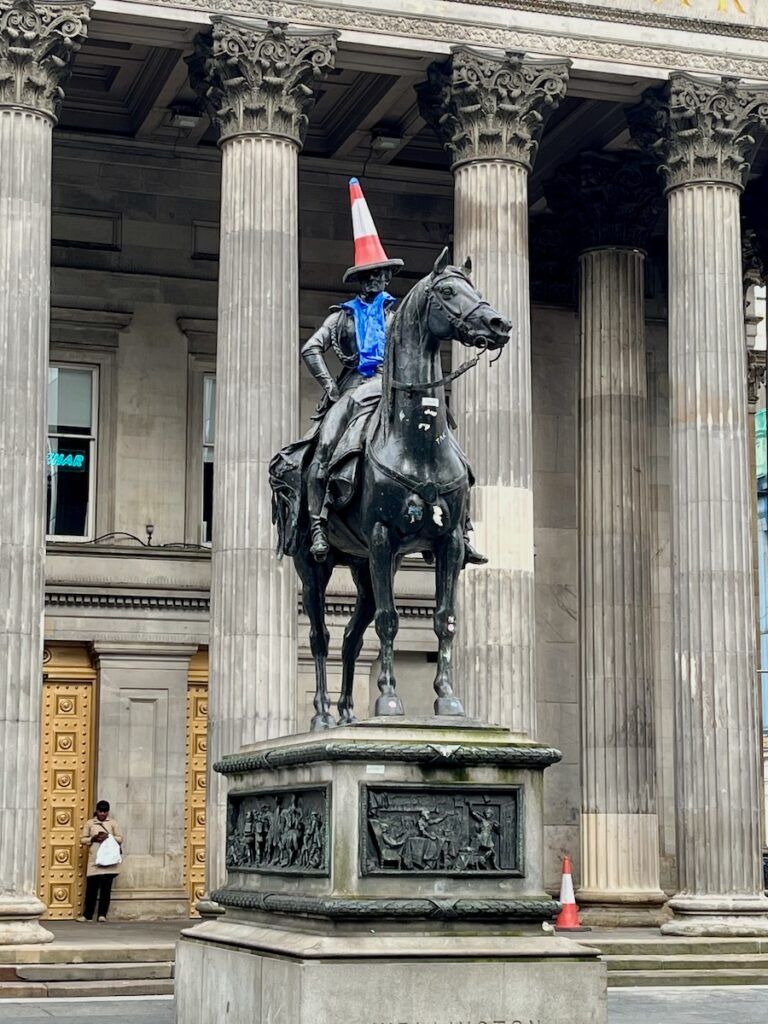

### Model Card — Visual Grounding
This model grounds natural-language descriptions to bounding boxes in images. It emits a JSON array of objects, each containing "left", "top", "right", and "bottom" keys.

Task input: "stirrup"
[{"left": 310, "top": 517, "right": 329, "bottom": 562}]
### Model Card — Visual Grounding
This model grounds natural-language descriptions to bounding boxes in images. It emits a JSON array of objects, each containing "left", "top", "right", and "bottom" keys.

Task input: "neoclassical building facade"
[{"left": 2, "top": 0, "right": 768, "bottom": 939}]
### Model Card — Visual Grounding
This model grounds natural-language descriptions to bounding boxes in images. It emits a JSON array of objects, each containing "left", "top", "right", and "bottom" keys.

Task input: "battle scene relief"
[{"left": 226, "top": 787, "right": 329, "bottom": 875}]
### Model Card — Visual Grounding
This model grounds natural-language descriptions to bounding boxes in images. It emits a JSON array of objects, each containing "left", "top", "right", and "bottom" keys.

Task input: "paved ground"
[{"left": 1, "top": 988, "right": 768, "bottom": 1023}]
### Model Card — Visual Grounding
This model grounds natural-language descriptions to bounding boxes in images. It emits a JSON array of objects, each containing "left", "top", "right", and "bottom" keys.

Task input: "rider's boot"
[
  {"left": 310, "top": 515, "right": 329, "bottom": 562},
  {"left": 307, "top": 459, "right": 330, "bottom": 562},
  {"left": 463, "top": 512, "right": 488, "bottom": 566},
  {"left": 464, "top": 535, "right": 488, "bottom": 566}
]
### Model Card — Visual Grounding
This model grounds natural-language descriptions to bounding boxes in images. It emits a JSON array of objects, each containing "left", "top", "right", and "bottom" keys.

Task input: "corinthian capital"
[
  {"left": 546, "top": 152, "right": 664, "bottom": 252},
  {"left": 0, "top": 0, "right": 91, "bottom": 120},
  {"left": 187, "top": 18, "right": 337, "bottom": 146},
  {"left": 628, "top": 73, "right": 768, "bottom": 191},
  {"left": 417, "top": 47, "right": 569, "bottom": 170}
]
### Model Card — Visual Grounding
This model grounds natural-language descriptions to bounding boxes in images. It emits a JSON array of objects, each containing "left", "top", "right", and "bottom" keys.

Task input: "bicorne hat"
[{"left": 342, "top": 177, "right": 404, "bottom": 284}]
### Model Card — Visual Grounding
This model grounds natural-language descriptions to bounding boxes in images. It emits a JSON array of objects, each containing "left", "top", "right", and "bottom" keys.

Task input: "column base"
[
  {"left": 661, "top": 894, "right": 768, "bottom": 936},
  {"left": 577, "top": 889, "right": 669, "bottom": 928},
  {"left": 0, "top": 896, "right": 54, "bottom": 945}
]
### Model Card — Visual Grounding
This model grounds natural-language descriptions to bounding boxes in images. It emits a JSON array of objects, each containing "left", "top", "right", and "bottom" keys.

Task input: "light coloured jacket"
[{"left": 80, "top": 816, "right": 123, "bottom": 877}]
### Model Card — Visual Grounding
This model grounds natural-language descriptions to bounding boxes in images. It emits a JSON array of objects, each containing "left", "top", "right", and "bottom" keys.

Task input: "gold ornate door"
[
  {"left": 184, "top": 649, "right": 208, "bottom": 916},
  {"left": 38, "top": 644, "right": 96, "bottom": 919}
]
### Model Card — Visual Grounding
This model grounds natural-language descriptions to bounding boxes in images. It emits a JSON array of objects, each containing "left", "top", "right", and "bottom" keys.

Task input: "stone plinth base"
[
  {"left": 176, "top": 919, "right": 607, "bottom": 1024},
  {"left": 662, "top": 895, "right": 768, "bottom": 936},
  {"left": 179, "top": 721, "right": 607, "bottom": 1021},
  {"left": 0, "top": 897, "right": 53, "bottom": 945}
]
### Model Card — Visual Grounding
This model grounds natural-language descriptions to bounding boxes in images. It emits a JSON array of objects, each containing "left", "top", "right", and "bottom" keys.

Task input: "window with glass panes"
[
  {"left": 47, "top": 365, "right": 97, "bottom": 538},
  {"left": 202, "top": 374, "right": 215, "bottom": 543}
]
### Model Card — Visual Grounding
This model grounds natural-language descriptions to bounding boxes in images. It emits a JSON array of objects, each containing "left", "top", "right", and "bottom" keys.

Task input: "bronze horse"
[{"left": 270, "top": 250, "right": 511, "bottom": 729}]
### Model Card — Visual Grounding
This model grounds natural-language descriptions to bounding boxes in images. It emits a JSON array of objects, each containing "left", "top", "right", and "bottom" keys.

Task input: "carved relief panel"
[
  {"left": 38, "top": 645, "right": 95, "bottom": 919},
  {"left": 184, "top": 649, "right": 208, "bottom": 916},
  {"left": 361, "top": 785, "right": 523, "bottom": 876},
  {"left": 226, "top": 787, "right": 330, "bottom": 876}
]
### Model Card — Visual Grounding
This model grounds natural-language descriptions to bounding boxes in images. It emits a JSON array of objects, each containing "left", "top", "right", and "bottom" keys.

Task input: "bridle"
[{"left": 390, "top": 271, "right": 505, "bottom": 396}]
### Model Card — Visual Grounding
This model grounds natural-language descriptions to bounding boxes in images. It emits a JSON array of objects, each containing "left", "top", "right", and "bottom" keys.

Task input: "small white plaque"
[{"left": 366, "top": 764, "right": 386, "bottom": 774}]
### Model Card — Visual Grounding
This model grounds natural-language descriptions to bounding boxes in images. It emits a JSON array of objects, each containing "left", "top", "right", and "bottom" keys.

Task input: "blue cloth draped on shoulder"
[{"left": 342, "top": 292, "right": 396, "bottom": 377}]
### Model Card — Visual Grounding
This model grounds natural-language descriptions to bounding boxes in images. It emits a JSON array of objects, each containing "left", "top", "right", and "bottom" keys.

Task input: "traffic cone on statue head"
[
  {"left": 343, "top": 177, "right": 404, "bottom": 284},
  {"left": 554, "top": 854, "right": 590, "bottom": 931}
]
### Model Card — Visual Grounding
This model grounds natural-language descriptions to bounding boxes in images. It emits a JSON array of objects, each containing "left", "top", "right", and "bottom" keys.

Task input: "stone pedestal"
[
  {"left": 188, "top": 18, "right": 337, "bottom": 896},
  {"left": 0, "top": 0, "right": 90, "bottom": 944},
  {"left": 176, "top": 722, "right": 606, "bottom": 1024},
  {"left": 418, "top": 49, "right": 569, "bottom": 736}
]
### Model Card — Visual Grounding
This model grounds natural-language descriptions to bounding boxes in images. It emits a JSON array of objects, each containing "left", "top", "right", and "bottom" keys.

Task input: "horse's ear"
[
  {"left": 433, "top": 247, "right": 449, "bottom": 275},
  {"left": 462, "top": 256, "right": 472, "bottom": 275}
]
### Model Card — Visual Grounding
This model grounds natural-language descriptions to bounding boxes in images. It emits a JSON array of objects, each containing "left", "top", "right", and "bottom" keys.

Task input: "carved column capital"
[
  {"left": 628, "top": 73, "right": 768, "bottom": 192},
  {"left": 417, "top": 46, "right": 569, "bottom": 171},
  {"left": 743, "top": 173, "right": 768, "bottom": 288},
  {"left": 546, "top": 151, "right": 664, "bottom": 253},
  {"left": 748, "top": 348, "right": 766, "bottom": 408},
  {"left": 187, "top": 18, "right": 337, "bottom": 147},
  {"left": 0, "top": 0, "right": 91, "bottom": 121}
]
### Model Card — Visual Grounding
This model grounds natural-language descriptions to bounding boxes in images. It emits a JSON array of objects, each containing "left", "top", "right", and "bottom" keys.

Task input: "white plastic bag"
[{"left": 95, "top": 834, "right": 122, "bottom": 867}]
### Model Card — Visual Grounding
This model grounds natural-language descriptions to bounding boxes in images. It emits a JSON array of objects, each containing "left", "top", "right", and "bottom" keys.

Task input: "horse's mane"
[{"left": 381, "top": 276, "right": 429, "bottom": 431}]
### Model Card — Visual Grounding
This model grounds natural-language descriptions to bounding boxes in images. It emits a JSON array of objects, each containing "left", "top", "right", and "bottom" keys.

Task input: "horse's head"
[{"left": 425, "top": 248, "right": 512, "bottom": 352}]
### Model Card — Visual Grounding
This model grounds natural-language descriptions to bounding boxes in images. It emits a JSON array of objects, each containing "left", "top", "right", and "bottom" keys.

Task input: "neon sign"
[{"left": 47, "top": 451, "right": 86, "bottom": 471}]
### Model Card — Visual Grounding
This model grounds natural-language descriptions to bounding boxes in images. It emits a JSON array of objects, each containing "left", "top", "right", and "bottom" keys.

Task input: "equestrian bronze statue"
[{"left": 270, "top": 247, "right": 511, "bottom": 730}]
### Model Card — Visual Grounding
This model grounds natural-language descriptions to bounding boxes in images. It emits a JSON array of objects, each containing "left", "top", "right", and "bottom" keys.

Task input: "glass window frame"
[{"left": 46, "top": 362, "right": 99, "bottom": 541}]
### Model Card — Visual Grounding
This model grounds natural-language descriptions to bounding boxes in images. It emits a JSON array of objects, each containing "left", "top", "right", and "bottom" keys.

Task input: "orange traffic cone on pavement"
[{"left": 555, "top": 854, "right": 590, "bottom": 931}]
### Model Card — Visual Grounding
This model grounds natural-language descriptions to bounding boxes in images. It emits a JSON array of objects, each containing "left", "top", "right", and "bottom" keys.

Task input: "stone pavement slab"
[
  {"left": 2, "top": 988, "right": 768, "bottom": 1024},
  {"left": 607, "top": 985, "right": 768, "bottom": 1023},
  {"left": 0, "top": 997, "right": 174, "bottom": 1020}
]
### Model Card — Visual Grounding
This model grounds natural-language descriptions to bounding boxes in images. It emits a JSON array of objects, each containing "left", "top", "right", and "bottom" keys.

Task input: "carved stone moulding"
[
  {"left": 186, "top": 17, "right": 337, "bottom": 145},
  {"left": 748, "top": 348, "right": 767, "bottom": 407},
  {"left": 209, "top": 888, "right": 560, "bottom": 922},
  {"left": 417, "top": 45, "right": 570, "bottom": 170},
  {"left": 629, "top": 72, "right": 768, "bottom": 192},
  {"left": 545, "top": 151, "right": 664, "bottom": 253},
  {"left": 0, "top": 0, "right": 92, "bottom": 120}
]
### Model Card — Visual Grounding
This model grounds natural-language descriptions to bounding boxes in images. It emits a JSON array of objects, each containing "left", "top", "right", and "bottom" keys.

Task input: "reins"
[{"left": 390, "top": 273, "right": 504, "bottom": 396}]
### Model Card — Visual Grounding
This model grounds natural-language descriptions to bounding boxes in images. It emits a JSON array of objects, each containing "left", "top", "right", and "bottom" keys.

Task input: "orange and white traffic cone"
[{"left": 554, "top": 854, "right": 590, "bottom": 931}]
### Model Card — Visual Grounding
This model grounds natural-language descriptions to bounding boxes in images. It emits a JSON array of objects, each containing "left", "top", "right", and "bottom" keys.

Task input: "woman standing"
[{"left": 77, "top": 799, "right": 123, "bottom": 922}]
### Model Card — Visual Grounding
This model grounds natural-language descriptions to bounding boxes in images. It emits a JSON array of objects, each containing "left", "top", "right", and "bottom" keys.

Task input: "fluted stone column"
[
  {"left": 188, "top": 19, "right": 337, "bottom": 898},
  {"left": 547, "top": 154, "right": 666, "bottom": 919},
  {"left": 419, "top": 48, "right": 569, "bottom": 736},
  {"left": 632, "top": 73, "right": 768, "bottom": 935},
  {"left": 0, "top": 0, "right": 90, "bottom": 944}
]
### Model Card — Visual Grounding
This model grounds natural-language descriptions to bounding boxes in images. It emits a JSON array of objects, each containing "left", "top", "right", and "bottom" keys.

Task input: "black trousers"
[{"left": 83, "top": 873, "right": 116, "bottom": 919}]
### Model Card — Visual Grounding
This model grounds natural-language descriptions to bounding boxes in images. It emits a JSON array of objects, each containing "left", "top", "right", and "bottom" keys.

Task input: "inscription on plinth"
[
  {"left": 361, "top": 785, "right": 522, "bottom": 875},
  {"left": 226, "top": 786, "right": 329, "bottom": 875}
]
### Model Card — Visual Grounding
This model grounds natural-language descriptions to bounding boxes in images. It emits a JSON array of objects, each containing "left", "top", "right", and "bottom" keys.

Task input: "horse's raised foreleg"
[
  {"left": 296, "top": 555, "right": 335, "bottom": 731},
  {"left": 433, "top": 525, "right": 466, "bottom": 716},
  {"left": 370, "top": 522, "right": 405, "bottom": 717},
  {"left": 338, "top": 561, "right": 376, "bottom": 725}
]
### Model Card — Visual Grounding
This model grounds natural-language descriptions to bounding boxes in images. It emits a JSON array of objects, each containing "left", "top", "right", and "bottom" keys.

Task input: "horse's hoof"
[
  {"left": 434, "top": 695, "right": 465, "bottom": 716},
  {"left": 337, "top": 711, "right": 358, "bottom": 726},
  {"left": 375, "top": 694, "right": 405, "bottom": 717},
  {"left": 310, "top": 712, "right": 336, "bottom": 731}
]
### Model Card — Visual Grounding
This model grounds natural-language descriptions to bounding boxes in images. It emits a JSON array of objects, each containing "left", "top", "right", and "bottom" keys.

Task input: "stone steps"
[
  {"left": 608, "top": 968, "right": 768, "bottom": 987},
  {"left": 0, "top": 960, "right": 175, "bottom": 998},
  {"left": 0, "top": 978, "right": 175, "bottom": 998},
  {"left": 577, "top": 937, "right": 768, "bottom": 987}
]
